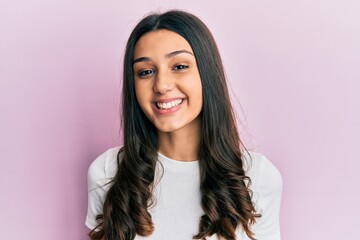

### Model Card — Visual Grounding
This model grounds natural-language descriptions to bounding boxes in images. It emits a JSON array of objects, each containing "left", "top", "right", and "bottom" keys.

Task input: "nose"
[{"left": 153, "top": 69, "right": 175, "bottom": 94}]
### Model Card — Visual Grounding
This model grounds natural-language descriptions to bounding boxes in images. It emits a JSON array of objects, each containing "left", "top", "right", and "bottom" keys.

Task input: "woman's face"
[{"left": 133, "top": 29, "right": 203, "bottom": 134}]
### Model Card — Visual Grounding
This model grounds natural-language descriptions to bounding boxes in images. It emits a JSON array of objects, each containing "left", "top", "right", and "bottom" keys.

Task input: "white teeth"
[{"left": 156, "top": 99, "right": 183, "bottom": 109}]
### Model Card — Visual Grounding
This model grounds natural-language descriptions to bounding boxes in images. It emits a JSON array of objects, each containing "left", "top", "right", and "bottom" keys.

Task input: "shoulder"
[
  {"left": 87, "top": 146, "right": 121, "bottom": 187},
  {"left": 86, "top": 147, "right": 121, "bottom": 230},
  {"left": 241, "top": 151, "right": 283, "bottom": 239},
  {"left": 243, "top": 151, "right": 283, "bottom": 199}
]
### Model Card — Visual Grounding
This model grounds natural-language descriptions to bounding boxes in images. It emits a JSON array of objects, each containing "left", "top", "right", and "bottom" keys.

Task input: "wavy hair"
[{"left": 89, "top": 10, "right": 261, "bottom": 240}]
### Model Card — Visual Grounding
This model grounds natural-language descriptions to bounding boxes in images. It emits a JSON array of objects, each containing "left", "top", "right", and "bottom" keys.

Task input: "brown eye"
[
  {"left": 173, "top": 64, "right": 189, "bottom": 71},
  {"left": 138, "top": 69, "right": 155, "bottom": 77}
]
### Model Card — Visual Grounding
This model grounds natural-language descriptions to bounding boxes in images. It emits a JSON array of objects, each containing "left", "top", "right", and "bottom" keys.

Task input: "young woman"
[{"left": 86, "top": 10, "right": 282, "bottom": 240}]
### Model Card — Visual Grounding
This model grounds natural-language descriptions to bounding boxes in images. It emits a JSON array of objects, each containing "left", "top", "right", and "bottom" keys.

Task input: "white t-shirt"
[{"left": 86, "top": 147, "right": 282, "bottom": 240}]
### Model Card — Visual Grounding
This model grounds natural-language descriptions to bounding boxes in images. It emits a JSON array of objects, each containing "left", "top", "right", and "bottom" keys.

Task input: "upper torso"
[{"left": 86, "top": 147, "right": 282, "bottom": 240}]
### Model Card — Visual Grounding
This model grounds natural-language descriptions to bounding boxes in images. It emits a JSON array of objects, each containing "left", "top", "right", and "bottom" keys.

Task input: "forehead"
[{"left": 134, "top": 30, "right": 193, "bottom": 58}]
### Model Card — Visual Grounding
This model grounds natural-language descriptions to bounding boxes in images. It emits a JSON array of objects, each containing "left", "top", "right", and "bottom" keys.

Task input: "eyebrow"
[{"left": 133, "top": 49, "right": 194, "bottom": 64}]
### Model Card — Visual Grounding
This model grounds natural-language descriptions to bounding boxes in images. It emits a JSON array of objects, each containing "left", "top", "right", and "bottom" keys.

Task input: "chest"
[{"left": 137, "top": 168, "right": 203, "bottom": 239}]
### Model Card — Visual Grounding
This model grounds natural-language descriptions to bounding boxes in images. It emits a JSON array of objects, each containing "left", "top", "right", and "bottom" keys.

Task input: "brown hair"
[{"left": 89, "top": 10, "right": 260, "bottom": 240}]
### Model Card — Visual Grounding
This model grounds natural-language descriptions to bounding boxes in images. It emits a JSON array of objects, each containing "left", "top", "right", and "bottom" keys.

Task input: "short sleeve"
[
  {"left": 251, "top": 155, "right": 283, "bottom": 240},
  {"left": 85, "top": 147, "right": 119, "bottom": 230}
]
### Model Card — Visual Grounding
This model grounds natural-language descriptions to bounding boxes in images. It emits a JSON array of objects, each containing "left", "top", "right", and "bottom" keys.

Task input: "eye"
[
  {"left": 137, "top": 69, "right": 155, "bottom": 78},
  {"left": 173, "top": 64, "right": 189, "bottom": 71}
]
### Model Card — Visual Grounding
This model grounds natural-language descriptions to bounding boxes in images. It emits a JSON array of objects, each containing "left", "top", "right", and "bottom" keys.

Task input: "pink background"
[{"left": 1, "top": 0, "right": 359, "bottom": 239}]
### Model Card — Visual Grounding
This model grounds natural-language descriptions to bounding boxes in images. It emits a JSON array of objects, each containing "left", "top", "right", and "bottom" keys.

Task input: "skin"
[{"left": 133, "top": 30, "right": 203, "bottom": 161}]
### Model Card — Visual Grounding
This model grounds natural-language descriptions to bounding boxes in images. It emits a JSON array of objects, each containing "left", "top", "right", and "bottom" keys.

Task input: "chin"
[{"left": 155, "top": 125, "right": 182, "bottom": 133}]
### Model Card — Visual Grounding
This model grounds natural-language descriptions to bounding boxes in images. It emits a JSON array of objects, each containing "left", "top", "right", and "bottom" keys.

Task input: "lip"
[
  {"left": 152, "top": 98, "right": 185, "bottom": 114},
  {"left": 152, "top": 97, "right": 185, "bottom": 103}
]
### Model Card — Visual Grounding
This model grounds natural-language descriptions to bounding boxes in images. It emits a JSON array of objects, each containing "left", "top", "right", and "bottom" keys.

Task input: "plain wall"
[{"left": 1, "top": 0, "right": 359, "bottom": 239}]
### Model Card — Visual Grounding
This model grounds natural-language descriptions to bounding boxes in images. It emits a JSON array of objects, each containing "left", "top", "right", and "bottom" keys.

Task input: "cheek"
[
  {"left": 135, "top": 88, "right": 153, "bottom": 122},
  {"left": 187, "top": 75, "right": 203, "bottom": 101},
  {"left": 194, "top": 78, "right": 203, "bottom": 110},
  {"left": 181, "top": 78, "right": 203, "bottom": 112},
  {"left": 134, "top": 83, "right": 148, "bottom": 109}
]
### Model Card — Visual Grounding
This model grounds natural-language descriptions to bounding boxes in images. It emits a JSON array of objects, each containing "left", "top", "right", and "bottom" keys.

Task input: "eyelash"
[
  {"left": 137, "top": 64, "right": 189, "bottom": 78},
  {"left": 173, "top": 64, "right": 189, "bottom": 71},
  {"left": 138, "top": 69, "right": 155, "bottom": 77}
]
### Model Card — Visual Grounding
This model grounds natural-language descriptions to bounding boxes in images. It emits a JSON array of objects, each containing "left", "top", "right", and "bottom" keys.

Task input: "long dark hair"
[{"left": 89, "top": 10, "right": 260, "bottom": 240}]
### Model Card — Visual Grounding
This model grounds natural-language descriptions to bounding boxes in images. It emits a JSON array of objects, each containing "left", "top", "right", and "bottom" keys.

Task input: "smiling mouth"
[{"left": 156, "top": 99, "right": 184, "bottom": 109}]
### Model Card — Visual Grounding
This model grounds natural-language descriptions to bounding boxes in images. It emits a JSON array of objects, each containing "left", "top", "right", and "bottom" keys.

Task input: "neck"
[{"left": 158, "top": 121, "right": 200, "bottom": 162}]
